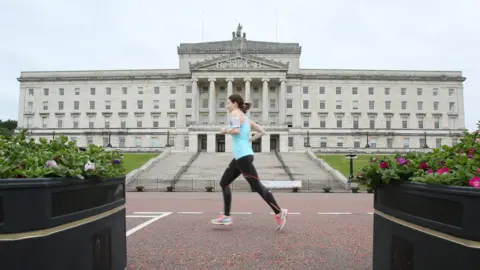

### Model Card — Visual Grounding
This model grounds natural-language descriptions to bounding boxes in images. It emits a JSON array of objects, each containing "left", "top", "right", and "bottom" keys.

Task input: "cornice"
[
  {"left": 286, "top": 73, "right": 466, "bottom": 82},
  {"left": 17, "top": 73, "right": 192, "bottom": 83}
]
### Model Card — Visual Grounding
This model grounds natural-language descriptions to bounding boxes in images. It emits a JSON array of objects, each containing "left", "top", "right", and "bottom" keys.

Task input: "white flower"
[
  {"left": 46, "top": 160, "right": 57, "bottom": 168},
  {"left": 84, "top": 161, "right": 95, "bottom": 171}
]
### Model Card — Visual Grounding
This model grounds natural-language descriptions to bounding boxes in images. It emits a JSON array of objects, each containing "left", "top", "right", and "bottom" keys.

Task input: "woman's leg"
[
  {"left": 211, "top": 159, "right": 240, "bottom": 225},
  {"left": 219, "top": 159, "right": 241, "bottom": 216},
  {"left": 236, "top": 155, "right": 282, "bottom": 215}
]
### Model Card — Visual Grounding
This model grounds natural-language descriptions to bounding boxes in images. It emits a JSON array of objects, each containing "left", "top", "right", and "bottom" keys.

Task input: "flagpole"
[{"left": 201, "top": 10, "right": 204, "bottom": 42}]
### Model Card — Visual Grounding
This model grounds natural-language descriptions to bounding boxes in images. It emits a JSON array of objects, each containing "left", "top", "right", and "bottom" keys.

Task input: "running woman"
[{"left": 210, "top": 94, "right": 288, "bottom": 230}]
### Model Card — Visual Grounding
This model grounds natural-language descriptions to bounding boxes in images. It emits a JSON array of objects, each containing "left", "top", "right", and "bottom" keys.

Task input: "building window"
[
  {"left": 90, "top": 88, "right": 96, "bottom": 95},
  {"left": 288, "top": 137, "right": 293, "bottom": 147},
  {"left": 303, "top": 100, "right": 309, "bottom": 109},
  {"left": 368, "top": 87, "right": 374, "bottom": 95},
  {"left": 319, "top": 87, "right": 325, "bottom": 94},
  {"left": 336, "top": 87, "right": 341, "bottom": 95}
]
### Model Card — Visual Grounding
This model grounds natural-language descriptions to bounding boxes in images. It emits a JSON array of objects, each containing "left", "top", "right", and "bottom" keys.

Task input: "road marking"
[
  {"left": 220, "top": 212, "right": 252, "bottom": 215},
  {"left": 270, "top": 212, "right": 301, "bottom": 215},
  {"left": 126, "top": 212, "right": 172, "bottom": 237},
  {"left": 318, "top": 212, "right": 352, "bottom": 215},
  {"left": 133, "top": 212, "right": 172, "bottom": 215},
  {"left": 178, "top": 212, "right": 203, "bottom": 214},
  {"left": 367, "top": 212, "right": 374, "bottom": 215},
  {"left": 126, "top": 215, "right": 160, "bottom": 218}
]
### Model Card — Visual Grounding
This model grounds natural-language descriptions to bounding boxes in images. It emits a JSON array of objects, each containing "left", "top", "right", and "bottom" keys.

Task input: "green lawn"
[
  {"left": 122, "top": 153, "right": 159, "bottom": 173},
  {"left": 317, "top": 154, "right": 393, "bottom": 189}
]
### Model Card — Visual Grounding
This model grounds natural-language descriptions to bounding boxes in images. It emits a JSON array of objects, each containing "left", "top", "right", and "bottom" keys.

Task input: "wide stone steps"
[{"left": 280, "top": 152, "right": 344, "bottom": 190}]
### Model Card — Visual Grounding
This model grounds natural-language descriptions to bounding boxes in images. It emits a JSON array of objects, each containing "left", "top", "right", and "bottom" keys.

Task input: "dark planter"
[
  {"left": 0, "top": 176, "right": 127, "bottom": 270},
  {"left": 373, "top": 181, "right": 480, "bottom": 270},
  {"left": 205, "top": 186, "right": 214, "bottom": 192},
  {"left": 323, "top": 187, "right": 331, "bottom": 193}
]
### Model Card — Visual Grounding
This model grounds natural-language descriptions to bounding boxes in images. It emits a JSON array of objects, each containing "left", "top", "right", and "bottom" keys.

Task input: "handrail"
[
  {"left": 172, "top": 150, "right": 201, "bottom": 185},
  {"left": 274, "top": 150, "right": 295, "bottom": 181}
]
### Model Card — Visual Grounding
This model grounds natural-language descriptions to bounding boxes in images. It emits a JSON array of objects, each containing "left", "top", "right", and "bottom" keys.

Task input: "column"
[
  {"left": 191, "top": 78, "right": 198, "bottom": 124},
  {"left": 208, "top": 77, "right": 216, "bottom": 124},
  {"left": 279, "top": 79, "right": 286, "bottom": 125},
  {"left": 244, "top": 77, "right": 251, "bottom": 102},
  {"left": 262, "top": 78, "right": 269, "bottom": 124},
  {"left": 226, "top": 77, "right": 234, "bottom": 97},
  {"left": 261, "top": 134, "right": 270, "bottom": 153}
]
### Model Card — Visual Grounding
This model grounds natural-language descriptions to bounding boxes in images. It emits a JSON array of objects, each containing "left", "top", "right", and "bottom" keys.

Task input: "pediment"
[{"left": 189, "top": 53, "right": 289, "bottom": 71}]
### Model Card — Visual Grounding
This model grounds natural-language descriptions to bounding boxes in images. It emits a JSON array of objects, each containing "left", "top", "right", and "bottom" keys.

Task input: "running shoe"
[
  {"left": 275, "top": 208, "right": 288, "bottom": 231},
  {"left": 210, "top": 214, "right": 233, "bottom": 225}
]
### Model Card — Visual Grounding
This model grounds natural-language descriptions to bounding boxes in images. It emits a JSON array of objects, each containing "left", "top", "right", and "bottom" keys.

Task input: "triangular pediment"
[{"left": 189, "top": 53, "right": 289, "bottom": 70}]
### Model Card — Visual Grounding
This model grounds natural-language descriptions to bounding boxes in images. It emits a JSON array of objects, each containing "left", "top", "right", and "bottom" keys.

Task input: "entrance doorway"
[
  {"left": 252, "top": 136, "right": 261, "bottom": 152},
  {"left": 270, "top": 134, "right": 279, "bottom": 152},
  {"left": 216, "top": 134, "right": 225, "bottom": 152},
  {"left": 198, "top": 134, "right": 207, "bottom": 151}
]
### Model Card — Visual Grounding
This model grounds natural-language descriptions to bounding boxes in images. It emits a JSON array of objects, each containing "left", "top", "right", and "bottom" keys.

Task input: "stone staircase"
[
  {"left": 280, "top": 152, "right": 344, "bottom": 190},
  {"left": 178, "top": 152, "right": 291, "bottom": 191},
  {"left": 128, "top": 152, "right": 195, "bottom": 191}
]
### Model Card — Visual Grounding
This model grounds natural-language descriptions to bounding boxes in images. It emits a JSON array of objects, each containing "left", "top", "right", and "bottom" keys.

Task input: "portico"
[{"left": 190, "top": 76, "right": 287, "bottom": 125}]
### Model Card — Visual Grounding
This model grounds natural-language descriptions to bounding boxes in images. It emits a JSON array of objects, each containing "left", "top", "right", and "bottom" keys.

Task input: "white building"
[{"left": 16, "top": 24, "right": 466, "bottom": 153}]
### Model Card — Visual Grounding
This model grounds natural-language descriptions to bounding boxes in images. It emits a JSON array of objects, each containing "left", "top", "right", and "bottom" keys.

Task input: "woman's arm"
[
  {"left": 223, "top": 110, "right": 242, "bottom": 135},
  {"left": 249, "top": 120, "right": 266, "bottom": 142}
]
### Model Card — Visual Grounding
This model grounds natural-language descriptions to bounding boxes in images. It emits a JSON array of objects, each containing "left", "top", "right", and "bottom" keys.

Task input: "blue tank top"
[{"left": 230, "top": 115, "right": 254, "bottom": 160}]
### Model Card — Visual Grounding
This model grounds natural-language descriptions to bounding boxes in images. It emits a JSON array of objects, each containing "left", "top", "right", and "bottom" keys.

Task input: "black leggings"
[{"left": 219, "top": 155, "right": 282, "bottom": 216}]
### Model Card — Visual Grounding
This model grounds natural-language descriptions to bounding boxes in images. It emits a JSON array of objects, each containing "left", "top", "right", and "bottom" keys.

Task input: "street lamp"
[
  {"left": 423, "top": 132, "right": 429, "bottom": 148},
  {"left": 345, "top": 151, "right": 359, "bottom": 193},
  {"left": 365, "top": 132, "right": 370, "bottom": 148},
  {"left": 107, "top": 131, "right": 112, "bottom": 148}
]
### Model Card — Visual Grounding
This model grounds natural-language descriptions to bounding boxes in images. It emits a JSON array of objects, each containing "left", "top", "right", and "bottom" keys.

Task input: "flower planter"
[
  {"left": 373, "top": 181, "right": 480, "bottom": 270},
  {"left": 0, "top": 176, "right": 127, "bottom": 270},
  {"left": 205, "top": 186, "right": 214, "bottom": 192}
]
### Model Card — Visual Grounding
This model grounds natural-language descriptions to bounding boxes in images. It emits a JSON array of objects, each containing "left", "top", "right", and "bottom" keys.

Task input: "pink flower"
[
  {"left": 379, "top": 162, "right": 389, "bottom": 169},
  {"left": 468, "top": 176, "right": 480, "bottom": 188},
  {"left": 396, "top": 157, "right": 408, "bottom": 165},
  {"left": 476, "top": 138, "right": 480, "bottom": 143},
  {"left": 477, "top": 168, "right": 480, "bottom": 173},
  {"left": 436, "top": 167, "right": 450, "bottom": 174},
  {"left": 419, "top": 162, "right": 429, "bottom": 170},
  {"left": 427, "top": 169, "right": 434, "bottom": 174}
]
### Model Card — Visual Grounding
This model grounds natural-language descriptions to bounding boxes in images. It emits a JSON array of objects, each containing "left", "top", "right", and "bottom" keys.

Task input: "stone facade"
[{"left": 16, "top": 25, "right": 466, "bottom": 153}]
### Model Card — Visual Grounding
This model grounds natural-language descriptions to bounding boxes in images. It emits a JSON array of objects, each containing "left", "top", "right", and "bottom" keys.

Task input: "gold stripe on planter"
[
  {"left": 0, "top": 205, "right": 125, "bottom": 241},
  {"left": 374, "top": 209, "right": 480, "bottom": 249}
]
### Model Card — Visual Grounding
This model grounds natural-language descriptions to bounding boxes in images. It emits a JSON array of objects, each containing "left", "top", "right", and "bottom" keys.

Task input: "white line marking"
[
  {"left": 220, "top": 212, "right": 252, "bottom": 215},
  {"left": 270, "top": 212, "right": 301, "bottom": 215},
  {"left": 126, "top": 215, "right": 160, "bottom": 218},
  {"left": 367, "top": 212, "right": 374, "bottom": 215},
  {"left": 317, "top": 212, "right": 352, "bottom": 215},
  {"left": 133, "top": 212, "right": 172, "bottom": 215},
  {"left": 178, "top": 212, "right": 203, "bottom": 214},
  {"left": 126, "top": 212, "right": 172, "bottom": 237}
]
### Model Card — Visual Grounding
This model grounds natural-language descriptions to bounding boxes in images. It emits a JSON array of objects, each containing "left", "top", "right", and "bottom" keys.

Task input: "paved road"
[{"left": 125, "top": 192, "right": 374, "bottom": 270}]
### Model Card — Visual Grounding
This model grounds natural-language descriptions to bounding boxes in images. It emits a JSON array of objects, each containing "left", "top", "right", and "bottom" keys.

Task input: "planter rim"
[
  {"left": 0, "top": 175, "right": 126, "bottom": 189},
  {"left": 377, "top": 180, "right": 480, "bottom": 196}
]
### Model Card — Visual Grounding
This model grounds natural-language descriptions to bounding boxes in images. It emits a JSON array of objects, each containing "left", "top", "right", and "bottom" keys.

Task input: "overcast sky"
[{"left": 1, "top": 0, "right": 479, "bottom": 130}]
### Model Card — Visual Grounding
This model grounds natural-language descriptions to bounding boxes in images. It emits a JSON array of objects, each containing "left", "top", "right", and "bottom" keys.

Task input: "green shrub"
[
  {"left": 356, "top": 127, "right": 480, "bottom": 189},
  {"left": 0, "top": 130, "right": 125, "bottom": 179}
]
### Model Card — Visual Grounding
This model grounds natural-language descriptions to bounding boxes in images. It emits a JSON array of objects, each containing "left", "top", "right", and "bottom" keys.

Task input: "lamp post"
[
  {"left": 107, "top": 131, "right": 112, "bottom": 148},
  {"left": 423, "top": 132, "right": 429, "bottom": 148},
  {"left": 365, "top": 132, "right": 370, "bottom": 148},
  {"left": 165, "top": 130, "right": 170, "bottom": 147},
  {"left": 345, "top": 151, "right": 359, "bottom": 193},
  {"left": 305, "top": 130, "right": 311, "bottom": 147},
  {"left": 52, "top": 131, "right": 55, "bottom": 140}
]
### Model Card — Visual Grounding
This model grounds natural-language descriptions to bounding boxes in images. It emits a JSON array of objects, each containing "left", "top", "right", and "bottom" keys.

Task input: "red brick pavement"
[{"left": 125, "top": 192, "right": 374, "bottom": 269}]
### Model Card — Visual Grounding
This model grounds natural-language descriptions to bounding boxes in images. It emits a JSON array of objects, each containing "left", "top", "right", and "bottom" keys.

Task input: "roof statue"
[{"left": 236, "top": 23, "right": 242, "bottom": 37}]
